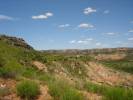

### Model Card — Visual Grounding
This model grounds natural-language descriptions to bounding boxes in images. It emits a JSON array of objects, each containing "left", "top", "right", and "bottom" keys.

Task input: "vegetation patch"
[
  {"left": 0, "top": 61, "right": 23, "bottom": 78},
  {"left": 101, "top": 61, "right": 133, "bottom": 73},
  {"left": 61, "top": 61, "right": 87, "bottom": 78},
  {"left": 84, "top": 82, "right": 133, "bottom": 100},
  {"left": 48, "top": 79, "right": 84, "bottom": 100},
  {"left": 16, "top": 80, "right": 40, "bottom": 100}
]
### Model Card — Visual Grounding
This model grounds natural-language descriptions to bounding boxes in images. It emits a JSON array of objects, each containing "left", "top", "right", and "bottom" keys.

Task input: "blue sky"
[{"left": 0, "top": 0, "right": 133, "bottom": 50}]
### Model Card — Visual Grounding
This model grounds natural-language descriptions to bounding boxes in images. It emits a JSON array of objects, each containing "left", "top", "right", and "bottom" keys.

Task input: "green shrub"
[
  {"left": 84, "top": 82, "right": 133, "bottom": 100},
  {"left": 0, "top": 61, "right": 22, "bottom": 78},
  {"left": 16, "top": 80, "right": 40, "bottom": 100},
  {"left": 104, "top": 87, "right": 133, "bottom": 100},
  {"left": 48, "top": 79, "right": 84, "bottom": 100},
  {"left": 61, "top": 88, "right": 83, "bottom": 100}
]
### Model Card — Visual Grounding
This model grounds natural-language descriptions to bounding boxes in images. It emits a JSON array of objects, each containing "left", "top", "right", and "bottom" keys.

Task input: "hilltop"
[
  {"left": 0, "top": 35, "right": 33, "bottom": 50},
  {"left": 0, "top": 35, "right": 133, "bottom": 100}
]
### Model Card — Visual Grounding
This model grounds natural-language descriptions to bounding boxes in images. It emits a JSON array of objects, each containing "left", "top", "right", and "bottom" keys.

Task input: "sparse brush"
[
  {"left": 101, "top": 61, "right": 133, "bottom": 73},
  {"left": 84, "top": 82, "right": 133, "bottom": 100},
  {"left": 48, "top": 79, "right": 84, "bottom": 100}
]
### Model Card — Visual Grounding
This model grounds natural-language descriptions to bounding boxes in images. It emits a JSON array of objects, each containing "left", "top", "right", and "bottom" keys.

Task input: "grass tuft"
[
  {"left": 48, "top": 79, "right": 84, "bottom": 100},
  {"left": 16, "top": 80, "right": 40, "bottom": 100}
]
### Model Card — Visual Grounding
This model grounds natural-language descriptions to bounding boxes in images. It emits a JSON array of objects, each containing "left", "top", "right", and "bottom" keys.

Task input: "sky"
[{"left": 0, "top": 0, "right": 133, "bottom": 50}]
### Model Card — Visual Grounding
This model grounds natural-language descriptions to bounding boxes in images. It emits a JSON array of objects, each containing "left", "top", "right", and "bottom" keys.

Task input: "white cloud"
[
  {"left": 77, "top": 40, "right": 88, "bottom": 44},
  {"left": 32, "top": 15, "right": 48, "bottom": 19},
  {"left": 128, "top": 29, "right": 133, "bottom": 33},
  {"left": 69, "top": 40, "right": 76, "bottom": 44},
  {"left": 69, "top": 38, "right": 93, "bottom": 45},
  {"left": 0, "top": 15, "right": 13, "bottom": 21},
  {"left": 32, "top": 12, "right": 53, "bottom": 20},
  {"left": 78, "top": 23, "right": 94, "bottom": 29},
  {"left": 59, "top": 24, "right": 70, "bottom": 28},
  {"left": 45, "top": 12, "right": 53, "bottom": 17},
  {"left": 105, "top": 32, "right": 117, "bottom": 35},
  {"left": 128, "top": 38, "right": 133, "bottom": 41},
  {"left": 69, "top": 38, "right": 109, "bottom": 48},
  {"left": 103, "top": 10, "right": 110, "bottom": 14},
  {"left": 84, "top": 7, "right": 97, "bottom": 15},
  {"left": 96, "top": 42, "right": 102, "bottom": 46}
]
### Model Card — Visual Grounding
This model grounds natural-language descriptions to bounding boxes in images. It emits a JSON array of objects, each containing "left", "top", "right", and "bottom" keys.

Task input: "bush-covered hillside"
[{"left": 0, "top": 35, "right": 133, "bottom": 100}]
